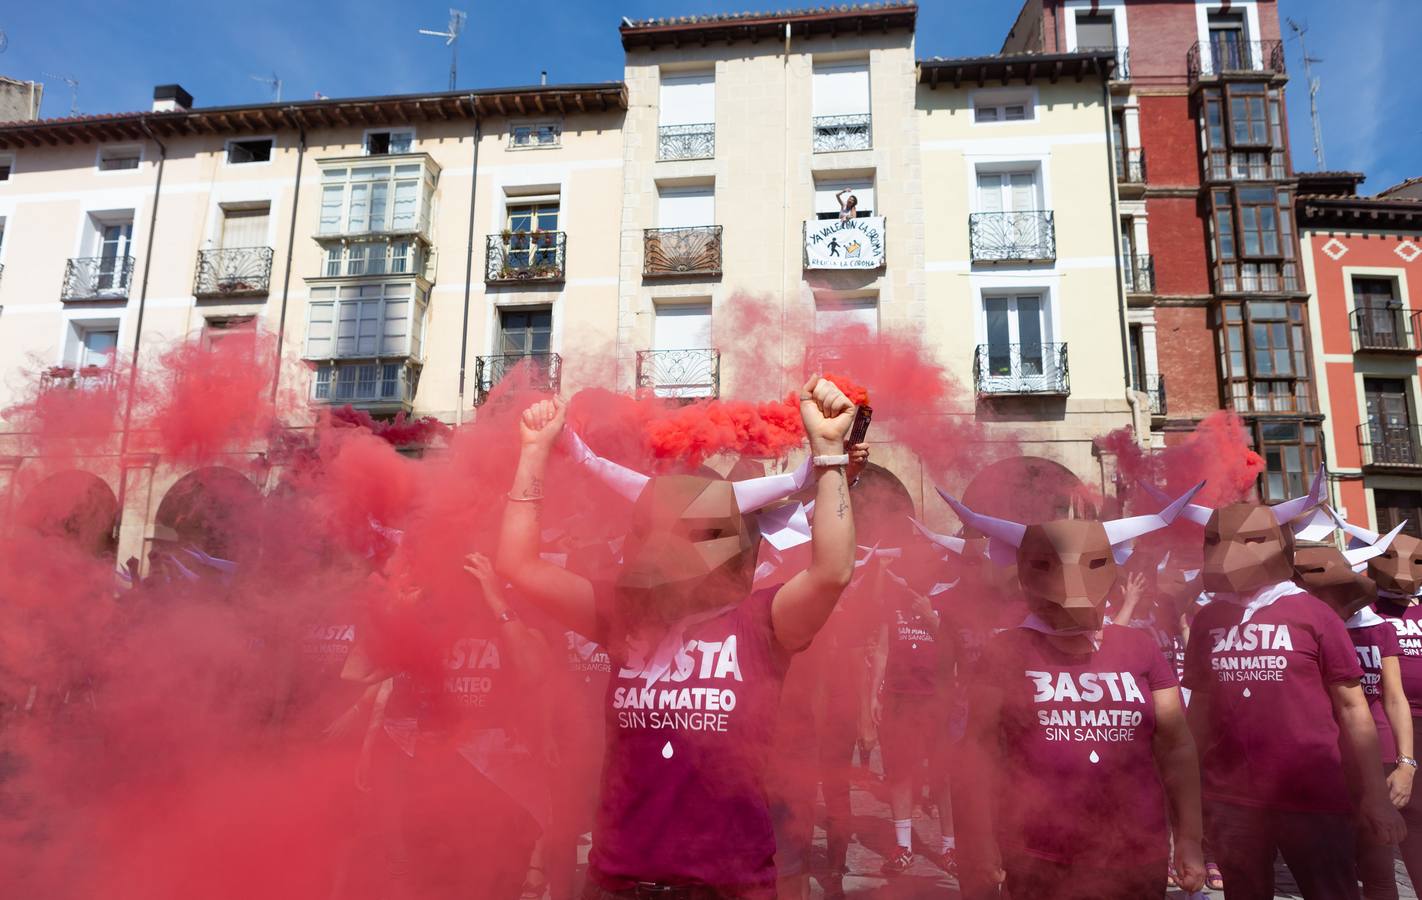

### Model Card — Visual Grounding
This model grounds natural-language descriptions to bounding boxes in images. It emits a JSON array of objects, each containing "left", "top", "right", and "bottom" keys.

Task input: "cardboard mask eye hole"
[
  {"left": 1030, "top": 560, "right": 1052, "bottom": 572},
  {"left": 1244, "top": 536, "right": 1267, "bottom": 545},
  {"left": 1204, "top": 535, "right": 1220, "bottom": 545},
  {"left": 1088, "top": 558, "right": 1109, "bottom": 569},
  {"left": 687, "top": 528, "right": 725, "bottom": 542}
]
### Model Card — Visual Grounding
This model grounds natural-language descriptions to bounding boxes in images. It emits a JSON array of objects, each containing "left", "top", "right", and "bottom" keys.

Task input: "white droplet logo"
[
  {"left": 661, "top": 741, "right": 674, "bottom": 759},
  {"left": 1242, "top": 688, "right": 1252, "bottom": 698},
  {"left": 1088, "top": 750, "right": 1101, "bottom": 764}
]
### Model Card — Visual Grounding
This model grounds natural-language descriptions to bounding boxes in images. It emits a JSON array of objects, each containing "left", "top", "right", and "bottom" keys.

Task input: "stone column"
[{"left": 115, "top": 454, "right": 159, "bottom": 575}]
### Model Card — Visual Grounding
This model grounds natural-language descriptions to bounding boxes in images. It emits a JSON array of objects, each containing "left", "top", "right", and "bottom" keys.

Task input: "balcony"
[
  {"left": 1214, "top": 261, "right": 1302, "bottom": 295},
  {"left": 1360, "top": 425, "right": 1422, "bottom": 470},
  {"left": 811, "top": 114, "right": 872, "bottom": 153},
  {"left": 1205, "top": 149, "right": 1288, "bottom": 183},
  {"left": 1124, "top": 255, "right": 1155, "bottom": 293},
  {"left": 1226, "top": 381, "right": 1316, "bottom": 416},
  {"left": 643, "top": 226, "right": 723, "bottom": 278},
  {"left": 969, "top": 211, "right": 1056, "bottom": 264},
  {"left": 474, "top": 352, "right": 562, "bottom": 405},
  {"left": 1352, "top": 306, "right": 1422, "bottom": 354},
  {"left": 974, "top": 343, "right": 1070, "bottom": 397},
  {"left": 658, "top": 123, "right": 715, "bottom": 161},
  {"left": 312, "top": 360, "right": 419, "bottom": 411},
  {"left": 636, "top": 348, "right": 720, "bottom": 400},
  {"left": 40, "top": 365, "right": 118, "bottom": 393},
  {"left": 1116, "top": 148, "right": 1147, "bottom": 185},
  {"left": 193, "top": 247, "right": 274, "bottom": 298},
  {"left": 62, "top": 256, "right": 134, "bottom": 302},
  {"left": 1187, "top": 39, "right": 1286, "bottom": 82},
  {"left": 1138, "top": 374, "right": 1167, "bottom": 416},
  {"left": 485, "top": 232, "right": 566, "bottom": 284}
]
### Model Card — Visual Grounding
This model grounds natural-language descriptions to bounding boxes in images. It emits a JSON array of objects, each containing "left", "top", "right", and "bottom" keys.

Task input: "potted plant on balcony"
[{"left": 45, "top": 365, "right": 75, "bottom": 380}]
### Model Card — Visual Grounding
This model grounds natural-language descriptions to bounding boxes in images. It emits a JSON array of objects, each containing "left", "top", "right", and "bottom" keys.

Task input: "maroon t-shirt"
[
  {"left": 1351, "top": 622, "right": 1402, "bottom": 761},
  {"left": 590, "top": 589, "right": 791, "bottom": 890},
  {"left": 978, "top": 624, "right": 1177, "bottom": 865},
  {"left": 884, "top": 594, "right": 946, "bottom": 696},
  {"left": 1377, "top": 599, "right": 1422, "bottom": 717},
  {"left": 1183, "top": 592, "right": 1363, "bottom": 814}
]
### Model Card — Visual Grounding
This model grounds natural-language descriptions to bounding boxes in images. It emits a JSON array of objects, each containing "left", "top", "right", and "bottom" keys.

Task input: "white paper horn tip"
[
  {"left": 909, "top": 517, "right": 966, "bottom": 554},
  {"left": 1101, "top": 481, "right": 1205, "bottom": 548},
  {"left": 560, "top": 430, "right": 651, "bottom": 503},
  {"left": 1271, "top": 465, "right": 1327, "bottom": 525},
  {"left": 734, "top": 456, "right": 813, "bottom": 513},
  {"left": 1344, "top": 520, "right": 1407, "bottom": 569}
]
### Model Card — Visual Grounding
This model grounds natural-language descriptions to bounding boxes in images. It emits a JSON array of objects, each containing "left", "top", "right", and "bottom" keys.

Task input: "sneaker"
[
  {"left": 939, "top": 848, "right": 958, "bottom": 877},
  {"left": 881, "top": 846, "right": 913, "bottom": 876}
]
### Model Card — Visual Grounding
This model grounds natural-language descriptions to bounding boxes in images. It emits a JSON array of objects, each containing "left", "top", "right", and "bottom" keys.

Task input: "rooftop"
[
  {"left": 0, "top": 82, "right": 627, "bottom": 149},
  {"left": 620, "top": 2, "right": 916, "bottom": 50},
  {"left": 918, "top": 50, "right": 1118, "bottom": 87}
]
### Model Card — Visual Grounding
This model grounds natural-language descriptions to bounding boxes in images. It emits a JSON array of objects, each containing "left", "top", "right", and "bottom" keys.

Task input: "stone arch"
[
  {"left": 17, "top": 470, "right": 120, "bottom": 558},
  {"left": 962, "top": 455, "right": 1095, "bottom": 526},
  {"left": 154, "top": 466, "right": 262, "bottom": 561}
]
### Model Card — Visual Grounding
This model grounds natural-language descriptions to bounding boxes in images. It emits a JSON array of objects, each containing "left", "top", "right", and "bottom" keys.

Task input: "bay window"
[
  {"left": 304, "top": 282, "right": 427, "bottom": 361},
  {"left": 318, "top": 160, "right": 435, "bottom": 238},
  {"left": 1200, "top": 85, "right": 1288, "bottom": 182},
  {"left": 1209, "top": 186, "right": 1299, "bottom": 292},
  {"left": 1218, "top": 301, "right": 1314, "bottom": 414}
]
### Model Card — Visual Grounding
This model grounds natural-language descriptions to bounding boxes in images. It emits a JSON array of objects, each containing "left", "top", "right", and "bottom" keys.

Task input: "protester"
[
  {"left": 1181, "top": 486, "right": 1406, "bottom": 900},
  {"left": 496, "top": 378, "right": 858, "bottom": 899},
  {"left": 836, "top": 188, "right": 858, "bottom": 223}
]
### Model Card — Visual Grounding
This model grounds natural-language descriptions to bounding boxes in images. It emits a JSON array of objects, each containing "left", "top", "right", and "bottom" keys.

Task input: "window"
[
  {"left": 656, "top": 185, "right": 714, "bottom": 228},
  {"left": 814, "top": 178, "right": 875, "bottom": 220},
  {"left": 1229, "top": 86, "right": 1269, "bottom": 146},
  {"left": 1375, "top": 489, "right": 1422, "bottom": 540},
  {"left": 1353, "top": 277, "right": 1402, "bottom": 344},
  {"left": 1237, "top": 188, "right": 1279, "bottom": 256},
  {"left": 98, "top": 146, "right": 141, "bottom": 171},
  {"left": 319, "top": 163, "right": 434, "bottom": 236},
  {"left": 654, "top": 302, "right": 712, "bottom": 352},
  {"left": 812, "top": 61, "right": 870, "bottom": 120},
  {"left": 1208, "top": 11, "right": 1248, "bottom": 71},
  {"left": 1075, "top": 12, "right": 1117, "bottom": 49},
  {"left": 0, "top": 154, "right": 12, "bottom": 181},
  {"left": 366, "top": 130, "right": 414, "bottom": 156},
  {"left": 973, "top": 89, "right": 1033, "bottom": 123},
  {"left": 504, "top": 201, "right": 560, "bottom": 269},
  {"left": 1219, "top": 301, "right": 1313, "bottom": 413},
  {"left": 76, "top": 327, "right": 118, "bottom": 368},
  {"left": 500, "top": 308, "right": 553, "bottom": 356},
  {"left": 305, "top": 282, "right": 425, "bottom": 360},
  {"left": 510, "top": 122, "right": 560, "bottom": 148},
  {"left": 659, "top": 72, "right": 715, "bottom": 126},
  {"left": 977, "top": 170, "right": 1039, "bottom": 212},
  {"left": 203, "top": 316, "right": 256, "bottom": 353},
  {"left": 219, "top": 205, "right": 270, "bottom": 249},
  {"left": 323, "top": 239, "right": 422, "bottom": 278},
  {"left": 1257, "top": 421, "right": 1321, "bottom": 504},
  {"left": 227, "top": 139, "right": 274, "bottom": 165},
  {"left": 984, "top": 294, "right": 1046, "bottom": 375},
  {"left": 89, "top": 217, "right": 134, "bottom": 292},
  {"left": 1209, "top": 187, "right": 1298, "bottom": 292}
]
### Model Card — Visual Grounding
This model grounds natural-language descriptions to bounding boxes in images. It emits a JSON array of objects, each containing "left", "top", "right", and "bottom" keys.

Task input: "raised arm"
[
  {"left": 771, "top": 377, "right": 858, "bottom": 651},
  {"left": 1151, "top": 686, "right": 1205, "bottom": 892},
  {"left": 495, "top": 397, "right": 599, "bottom": 639},
  {"left": 1330, "top": 679, "right": 1407, "bottom": 844}
]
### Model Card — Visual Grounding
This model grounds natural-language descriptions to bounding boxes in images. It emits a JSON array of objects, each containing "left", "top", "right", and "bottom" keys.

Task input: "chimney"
[{"left": 152, "top": 84, "right": 193, "bottom": 112}]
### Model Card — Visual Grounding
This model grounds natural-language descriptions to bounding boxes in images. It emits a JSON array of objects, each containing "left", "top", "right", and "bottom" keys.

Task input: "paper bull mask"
[
  {"left": 931, "top": 483, "right": 1204, "bottom": 632},
  {"left": 1319, "top": 505, "right": 1422, "bottom": 599},
  {"left": 561, "top": 431, "right": 811, "bottom": 621}
]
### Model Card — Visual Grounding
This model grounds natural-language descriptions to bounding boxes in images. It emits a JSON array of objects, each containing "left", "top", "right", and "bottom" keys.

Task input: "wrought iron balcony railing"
[
  {"left": 812, "top": 114, "right": 872, "bottom": 153},
  {"left": 1187, "top": 39, "right": 1286, "bottom": 81},
  {"left": 643, "top": 226, "right": 723, "bottom": 278},
  {"left": 1136, "top": 374, "right": 1167, "bottom": 416},
  {"left": 1124, "top": 255, "right": 1155, "bottom": 293},
  {"left": 658, "top": 123, "right": 715, "bottom": 161},
  {"left": 485, "top": 232, "right": 566, "bottom": 284},
  {"left": 62, "top": 256, "right": 134, "bottom": 301},
  {"left": 969, "top": 211, "right": 1056, "bottom": 263},
  {"left": 1352, "top": 306, "right": 1422, "bottom": 354},
  {"left": 193, "top": 246, "right": 274, "bottom": 298},
  {"left": 636, "top": 348, "right": 721, "bottom": 400},
  {"left": 1360, "top": 424, "right": 1422, "bottom": 470},
  {"left": 474, "top": 352, "right": 562, "bottom": 405},
  {"left": 1078, "top": 45, "right": 1131, "bottom": 80},
  {"left": 1116, "top": 147, "right": 1147, "bottom": 184},
  {"left": 974, "top": 343, "right": 1070, "bottom": 396},
  {"left": 40, "top": 365, "right": 118, "bottom": 393},
  {"left": 312, "top": 360, "right": 420, "bottom": 409}
]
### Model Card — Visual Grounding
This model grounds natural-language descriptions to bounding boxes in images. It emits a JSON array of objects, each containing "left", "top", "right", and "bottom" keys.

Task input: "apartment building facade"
[
  {"left": 1004, "top": 0, "right": 1318, "bottom": 502},
  {"left": 1297, "top": 173, "right": 1422, "bottom": 536},
  {"left": 0, "top": 83, "right": 626, "bottom": 564}
]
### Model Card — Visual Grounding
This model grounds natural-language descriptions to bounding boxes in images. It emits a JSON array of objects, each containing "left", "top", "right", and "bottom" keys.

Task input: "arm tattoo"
[
  {"left": 522, "top": 476, "right": 543, "bottom": 501},
  {"left": 835, "top": 475, "right": 849, "bottom": 520}
]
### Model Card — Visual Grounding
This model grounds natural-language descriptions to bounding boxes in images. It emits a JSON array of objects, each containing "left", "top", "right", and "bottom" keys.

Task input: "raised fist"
[
  {"left": 519, "top": 395, "right": 566, "bottom": 452},
  {"left": 799, "top": 376, "right": 857, "bottom": 457}
]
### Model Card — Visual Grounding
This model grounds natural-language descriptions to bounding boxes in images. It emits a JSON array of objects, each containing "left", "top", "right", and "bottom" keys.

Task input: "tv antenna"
[
  {"left": 0, "top": 28, "right": 9, "bottom": 53},
  {"left": 250, "top": 72, "right": 282, "bottom": 103},
  {"left": 1287, "top": 18, "right": 1326, "bottom": 169},
  {"left": 419, "top": 8, "right": 467, "bottom": 91},
  {"left": 43, "top": 72, "right": 78, "bottom": 115}
]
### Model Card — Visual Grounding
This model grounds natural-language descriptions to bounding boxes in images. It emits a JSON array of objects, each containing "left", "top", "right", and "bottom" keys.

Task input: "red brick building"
[
  {"left": 1002, "top": 0, "right": 1318, "bottom": 500},
  {"left": 1298, "top": 173, "right": 1422, "bottom": 535}
]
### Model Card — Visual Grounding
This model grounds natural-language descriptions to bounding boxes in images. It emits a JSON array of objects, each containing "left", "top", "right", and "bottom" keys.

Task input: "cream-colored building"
[
  {"left": 0, "top": 82, "right": 625, "bottom": 565},
  {"left": 915, "top": 50, "right": 1140, "bottom": 517}
]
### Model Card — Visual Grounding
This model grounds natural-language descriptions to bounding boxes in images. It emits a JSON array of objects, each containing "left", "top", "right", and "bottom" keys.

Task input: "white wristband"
[{"left": 812, "top": 454, "right": 851, "bottom": 467}]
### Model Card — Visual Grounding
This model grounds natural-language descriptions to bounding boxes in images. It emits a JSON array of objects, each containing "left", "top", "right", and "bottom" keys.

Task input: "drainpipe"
[
  {"left": 779, "top": 22, "right": 792, "bottom": 397},
  {"left": 456, "top": 99, "right": 481, "bottom": 426},
  {"left": 1099, "top": 63, "right": 1144, "bottom": 441},
  {"left": 114, "top": 117, "right": 167, "bottom": 519},
  {"left": 270, "top": 111, "right": 307, "bottom": 405}
]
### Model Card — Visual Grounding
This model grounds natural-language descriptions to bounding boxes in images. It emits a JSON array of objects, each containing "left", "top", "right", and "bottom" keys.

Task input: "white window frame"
[
  {"left": 95, "top": 144, "right": 144, "bottom": 174},
  {"left": 363, "top": 128, "right": 416, "bottom": 156},
  {"left": 319, "top": 161, "right": 435, "bottom": 237},
  {"left": 813, "top": 293, "right": 880, "bottom": 340},
  {"left": 1063, "top": 0, "right": 1131, "bottom": 52},
  {"left": 303, "top": 282, "right": 428, "bottom": 361},
  {"left": 972, "top": 165, "right": 1045, "bottom": 214},
  {"left": 655, "top": 183, "right": 716, "bottom": 229},
  {"left": 224, "top": 136, "right": 276, "bottom": 167},
  {"left": 508, "top": 121, "right": 562, "bottom": 150},
  {"left": 813, "top": 177, "right": 875, "bottom": 219},
  {"left": 970, "top": 87, "right": 1038, "bottom": 126},
  {"left": 811, "top": 59, "right": 871, "bottom": 119},
  {"left": 61, "top": 317, "right": 123, "bottom": 368}
]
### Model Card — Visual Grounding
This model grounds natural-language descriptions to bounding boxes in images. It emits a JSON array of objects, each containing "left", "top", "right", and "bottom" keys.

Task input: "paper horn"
[
  {"left": 1292, "top": 504, "right": 1339, "bottom": 543},
  {"left": 760, "top": 501, "right": 813, "bottom": 552},
  {"left": 733, "top": 457, "right": 813, "bottom": 513},
  {"left": 1344, "top": 521, "right": 1406, "bottom": 571},
  {"left": 909, "top": 517, "right": 967, "bottom": 554},
  {"left": 1135, "top": 480, "right": 1213, "bottom": 526},
  {"left": 935, "top": 486, "right": 1026, "bottom": 566},
  {"left": 1323, "top": 503, "right": 1384, "bottom": 548},
  {"left": 560, "top": 430, "right": 651, "bottom": 503},
  {"left": 1101, "top": 481, "right": 1206, "bottom": 563},
  {"left": 1269, "top": 466, "right": 1327, "bottom": 525}
]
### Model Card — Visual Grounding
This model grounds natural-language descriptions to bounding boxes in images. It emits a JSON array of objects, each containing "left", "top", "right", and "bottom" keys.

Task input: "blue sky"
[{"left": 1, "top": 0, "right": 1415, "bottom": 192}]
